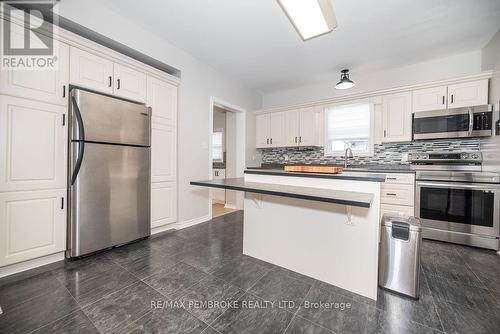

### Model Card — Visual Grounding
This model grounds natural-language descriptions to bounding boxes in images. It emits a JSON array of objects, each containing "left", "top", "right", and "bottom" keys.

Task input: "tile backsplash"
[{"left": 259, "top": 138, "right": 482, "bottom": 165}]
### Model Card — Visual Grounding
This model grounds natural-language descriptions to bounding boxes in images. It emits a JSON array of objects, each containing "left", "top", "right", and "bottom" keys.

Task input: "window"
[
  {"left": 325, "top": 103, "right": 373, "bottom": 156},
  {"left": 212, "top": 130, "right": 224, "bottom": 162}
]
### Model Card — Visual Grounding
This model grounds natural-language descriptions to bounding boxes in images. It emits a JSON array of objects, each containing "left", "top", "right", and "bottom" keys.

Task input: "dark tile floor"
[{"left": 1, "top": 211, "right": 500, "bottom": 334}]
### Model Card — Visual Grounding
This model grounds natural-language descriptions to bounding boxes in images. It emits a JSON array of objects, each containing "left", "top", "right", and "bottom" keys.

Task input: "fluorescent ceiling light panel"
[{"left": 278, "top": 0, "right": 337, "bottom": 40}]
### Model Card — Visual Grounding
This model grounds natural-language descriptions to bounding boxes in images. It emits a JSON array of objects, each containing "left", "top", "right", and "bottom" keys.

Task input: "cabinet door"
[
  {"left": 412, "top": 86, "right": 447, "bottom": 112},
  {"left": 151, "top": 182, "right": 176, "bottom": 228},
  {"left": 0, "top": 189, "right": 66, "bottom": 266},
  {"left": 0, "top": 38, "right": 69, "bottom": 106},
  {"left": 0, "top": 96, "right": 67, "bottom": 192},
  {"left": 69, "top": 47, "right": 114, "bottom": 94},
  {"left": 448, "top": 79, "right": 489, "bottom": 108},
  {"left": 147, "top": 76, "right": 177, "bottom": 126},
  {"left": 151, "top": 123, "right": 176, "bottom": 183},
  {"left": 114, "top": 63, "right": 147, "bottom": 103},
  {"left": 255, "top": 114, "right": 270, "bottom": 148},
  {"left": 269, "top": 112, "right": 285, "bottom": 147},
  {"left": 382, "top": 92, "right": 412, "bottom": 143},
  {"left": 299, "top": 108, "right": 321, "bottom": 146},
  {"left": 284, "top": 110, "right": 300, "bottom": 146}
]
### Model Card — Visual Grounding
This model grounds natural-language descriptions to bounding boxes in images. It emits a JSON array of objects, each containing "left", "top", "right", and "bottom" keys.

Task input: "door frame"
[{"left": 208, "top": 96, "right": 246, "bottom": 219}]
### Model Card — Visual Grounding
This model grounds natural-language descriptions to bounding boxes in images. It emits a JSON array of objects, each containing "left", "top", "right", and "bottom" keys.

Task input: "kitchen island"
[{"left": 191, "top": 169, "right": 385, "bottom": 300}]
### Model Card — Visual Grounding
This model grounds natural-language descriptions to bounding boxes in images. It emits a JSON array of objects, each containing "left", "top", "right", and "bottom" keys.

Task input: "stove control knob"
[
  {"left": 462, "top": 153, "right": 469, "bottom": 160},
  {"left": 422, "top": 155, "right": 428, "bottom": 159},
  {"left": 471, "top": 153, "right": 479, "bottom": 160},
  {"left": 414, "top": 154, "right": 421, "bottom": 160}
]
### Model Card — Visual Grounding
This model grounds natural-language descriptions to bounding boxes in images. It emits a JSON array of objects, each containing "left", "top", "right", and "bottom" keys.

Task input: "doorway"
[{"left": 209, "top": 98, "right": 245, "bottom": 219}]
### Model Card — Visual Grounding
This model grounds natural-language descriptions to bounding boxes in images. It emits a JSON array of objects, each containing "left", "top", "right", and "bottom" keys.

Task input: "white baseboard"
[
  {"left": 176, "top": 214, "right": 211, "bottom": 229},
  {"left": 151, "top": 223, "right": 176, "bottom": 236},
  {"left": 0, "top": 252, "right": 65, "bottom": 279},
  {"left": 224, "top": 204, "right": 240, "bottom": 210}
]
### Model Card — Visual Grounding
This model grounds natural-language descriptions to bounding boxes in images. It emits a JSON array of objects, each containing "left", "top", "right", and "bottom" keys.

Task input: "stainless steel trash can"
[{"left": 378, "top": 214, "right": 422, "bottom": 298}]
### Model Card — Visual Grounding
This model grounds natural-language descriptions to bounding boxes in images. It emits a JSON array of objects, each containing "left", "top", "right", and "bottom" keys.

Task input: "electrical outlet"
[{"left": 401, "top": 153, "right": 409, "bottom": 162}]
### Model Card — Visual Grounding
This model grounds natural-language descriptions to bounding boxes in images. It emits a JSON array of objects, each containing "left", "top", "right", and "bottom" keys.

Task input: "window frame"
[
  {"left": 212, "top": 129, "right": 224, "bottom": 162},
  {"left": 323, "top": 102, "right": 375, "bottom": 157}
]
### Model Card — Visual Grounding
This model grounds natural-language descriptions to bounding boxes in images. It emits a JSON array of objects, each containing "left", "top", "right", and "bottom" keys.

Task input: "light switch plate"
[{"left": 401, "top": 152, "right": 409, "bottom": 162}]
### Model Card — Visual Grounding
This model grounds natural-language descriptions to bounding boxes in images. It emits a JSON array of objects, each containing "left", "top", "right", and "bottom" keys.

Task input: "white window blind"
[
  {"left": 325, "top": 103, "right": 373, "bottom": 156},
  {"left": 212, "top": 131, "right": 223, "bottom": 161}
]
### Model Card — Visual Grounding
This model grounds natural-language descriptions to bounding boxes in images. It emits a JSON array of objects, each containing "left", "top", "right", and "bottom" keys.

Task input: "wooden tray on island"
[{"left": 284, "top": 165, "right": 343, "bottom": 174}]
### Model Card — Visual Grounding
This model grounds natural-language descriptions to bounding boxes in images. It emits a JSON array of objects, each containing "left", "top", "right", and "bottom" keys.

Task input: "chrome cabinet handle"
[
  {"left": 109, "top": 76, "right": 112, "bottom": 87},
  {"left": 267, "top": 138, "right": 269, "bottom": 144},
  {"left": 63, "top": 85, "right": 66, "bottom": 98},
  {"left": 386, "top": 193, "right": 397, "bottom": 196},
  {"left": 451, "top": 94, "right": 454, "bottom": 104},
  {"left": 442, "top": 96, "right": 445, "bottom": 105},
  {"left": 270, "top": 138, "right": 273, "bottom": 144},
  {"left": 117, "top": 79, "right": 121, "bottom": 90},
  {"left": 299, "top": 136, "right": 302, "bottom": 143}
]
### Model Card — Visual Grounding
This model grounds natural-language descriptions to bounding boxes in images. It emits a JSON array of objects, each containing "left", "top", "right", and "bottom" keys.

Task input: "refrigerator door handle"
[{"left": 71, "top": 96, "right": 86, "bottom": 185}]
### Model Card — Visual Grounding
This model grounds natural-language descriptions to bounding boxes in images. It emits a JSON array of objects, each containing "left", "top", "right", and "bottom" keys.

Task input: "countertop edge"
[{"left": 244, "top": 169, "right": 386, "bottom": 182}]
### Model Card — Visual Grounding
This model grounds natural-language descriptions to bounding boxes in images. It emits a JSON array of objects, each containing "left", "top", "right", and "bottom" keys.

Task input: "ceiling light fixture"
[
  {"left": 277, "top": 0, "right": 337, "bottom": 41},
  {"left": 335, "top": 69, "right": 355, "bottom": 90}
]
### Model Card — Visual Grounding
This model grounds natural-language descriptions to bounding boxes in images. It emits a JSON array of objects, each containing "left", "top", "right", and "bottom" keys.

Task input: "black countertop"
[
  {"left": 248, "top": 163, "right": 415, "bottom": 174},
  {"left": 190, "top": 178, "right": 374, "bottom": 208},
  {"left": 244, "top": 169, "right": 386, "bottom": 182}
]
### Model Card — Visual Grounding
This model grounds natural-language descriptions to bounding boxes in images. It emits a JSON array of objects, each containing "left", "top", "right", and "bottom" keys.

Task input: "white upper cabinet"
[
  {"left": 382, "top": 92, "right": 412, "bottom": 143},
  {"left": 269, "top": 112, "right": 286, "bottom": 147},
  {"left": 284, "top": 110, "right": 300, "bottom": 146},
  {"left": 258, "top": 108, "right": 323, "bottom": 148},
  {"left": 448, "top": 79, "right": 489, "bottom": 108},
  {"left": 256, "top": 114, "right": 271, "bottom": 148},
  {"left": 147, "top": 75, "right": 177, "bottom": 126},
  {"left": 0, "top": 96, "right": 67, "bottom": 192},
  {"left": 70, "top": 47, "right": 114, "bottom": 94},
  {"left": 151, "top": 123, "right": 176, "bottom": 183},
  {"left": 412, "top": 86, "right": 447, "bottom": 112},
  {"left": 0, "top": 37, "right": 69, "bottom": 106},
  {"left": 113, "top": 63, "right": 147, "bottom": 103},
  {"left": 299, "top": 107, "right": 322, "bottom": 146},
  {"left": 0, "top": 189, "right": 66, "bottom": 266}
]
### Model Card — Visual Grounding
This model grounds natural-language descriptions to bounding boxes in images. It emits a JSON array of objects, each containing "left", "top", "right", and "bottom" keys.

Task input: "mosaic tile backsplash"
[{"left": 259, "top": 138, "right": 482, "bottom": 165}]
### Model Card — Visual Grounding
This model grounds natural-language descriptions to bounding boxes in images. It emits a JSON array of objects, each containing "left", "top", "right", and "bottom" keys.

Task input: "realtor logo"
[{"left": 1, "top": 1, "right": 58, "bottom": 70}]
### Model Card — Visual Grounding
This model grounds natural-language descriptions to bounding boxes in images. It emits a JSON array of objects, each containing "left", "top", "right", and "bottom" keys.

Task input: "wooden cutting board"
[{"left": 284, "top": 165, "right": 343, "bottom": 174}]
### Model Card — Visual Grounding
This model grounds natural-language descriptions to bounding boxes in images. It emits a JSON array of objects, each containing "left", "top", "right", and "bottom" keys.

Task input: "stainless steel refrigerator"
[{"left": 67, "top": 88, "right": 151, "bottom": 258}]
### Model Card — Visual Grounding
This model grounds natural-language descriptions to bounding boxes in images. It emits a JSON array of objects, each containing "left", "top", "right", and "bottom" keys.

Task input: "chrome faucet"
[{"left": 344, "top": 147, "right": 353, "bottom": 168}]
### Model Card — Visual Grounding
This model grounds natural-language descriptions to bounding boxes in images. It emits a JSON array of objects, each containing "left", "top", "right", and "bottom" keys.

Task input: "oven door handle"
[
  {"left": 417, "top": 181, "right": 499, "bottom": 190},
  {"left": 468, "top": 108, "right": 474, "bottom": 135}
]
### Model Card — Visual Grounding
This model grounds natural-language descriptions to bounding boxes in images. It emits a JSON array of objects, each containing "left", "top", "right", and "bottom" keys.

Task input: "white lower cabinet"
[
  {"left": 380, "top": 204, "right": 415, "bottom": 218},
  {"left": 0, "top": 189, "right": 66, "bottom": 266},
  {"left": 151, "top": 182, "right": 176, "bottom": 229},
  {"left": 0, "top": 96, "right": 67, "bottom": 192}
]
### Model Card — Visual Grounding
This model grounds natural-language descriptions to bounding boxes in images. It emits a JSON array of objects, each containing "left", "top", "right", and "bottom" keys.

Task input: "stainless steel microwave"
[{"left": 413, "top": 105, "right": 493, "bottom": 140}]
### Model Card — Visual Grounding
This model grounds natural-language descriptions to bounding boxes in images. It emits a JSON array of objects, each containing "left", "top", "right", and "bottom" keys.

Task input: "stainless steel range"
[{"left": 410, "top": 152, "right": 500, "bottom": 250}]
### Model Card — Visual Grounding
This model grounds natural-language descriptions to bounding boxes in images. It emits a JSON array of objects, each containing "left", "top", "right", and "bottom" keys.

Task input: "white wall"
[
  {"left": 54, "top": 0, "right": 262, "bottom": 224},
  {"left": 262, "top": 50, "right": 483, "bottom": 108},
  {"left": 482, "top": 30, "right": 500, "bottom": 106}
]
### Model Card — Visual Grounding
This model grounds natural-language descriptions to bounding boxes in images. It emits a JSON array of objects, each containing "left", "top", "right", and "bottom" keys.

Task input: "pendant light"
[{"left": 335, "top": 69, "right": 355, "bottom": 90}]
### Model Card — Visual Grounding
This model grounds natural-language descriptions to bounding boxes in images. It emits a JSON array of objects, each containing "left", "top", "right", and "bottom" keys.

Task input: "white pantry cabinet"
[
  {"left": 70, "top": 47, "right": 114, "bottom": 94},
  {"left": 412, "top": 86, "right": 447, "bottom": 112},
  {"left": 147, "top": 75, "right": 177, "bottom": 126},
  {"left": 151, "top": 182, "right": 176, "bottom": 229},
  {"left": 0, "top": 96, "right": 67, "bottom": 192},
  {"left": 0, "top": 40, "right": 69, "bottom": 106},
  {"left": 448, "top": 79, "right": 489, "bottom": 108},
  {"left": 151, "top": 123, "right": 176, "bottom": 183},
  {"left": 382, "top": 92, "right": 412, "bottom": 143},
  {"left": 0, "top": 189, "right": 66, "bottom": 266},
  {"left": 113, "top": 63, "right": 147, "bottom": 103}
]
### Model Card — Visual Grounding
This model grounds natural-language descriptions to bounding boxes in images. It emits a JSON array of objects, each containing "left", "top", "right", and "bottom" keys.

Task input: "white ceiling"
[{"left": 100, "top": 0, "right": 500, "bottom": 93}]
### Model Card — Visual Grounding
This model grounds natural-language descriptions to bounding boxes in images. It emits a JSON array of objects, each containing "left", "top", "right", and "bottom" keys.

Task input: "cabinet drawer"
[
  {"left": 383, "top": 173, "right": 415, "bottom": 185},
  {"left": 380, "top": 204, "right": 415, "bottom": 219},
  {"left": 381, "top": 184, "right": 414, "bottom": 206}
]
